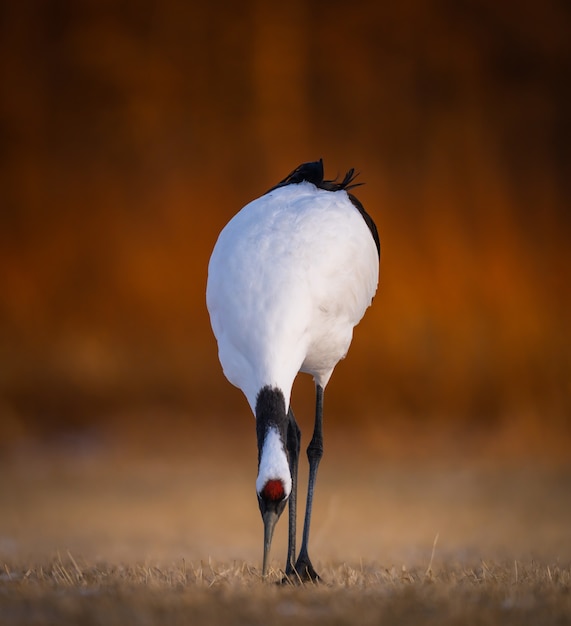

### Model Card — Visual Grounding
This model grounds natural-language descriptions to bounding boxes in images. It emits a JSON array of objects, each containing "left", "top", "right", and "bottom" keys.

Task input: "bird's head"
[
  {"left": 255, "top": 386, "right": 292, "bottom": 577},
  {"left": 257, "top": 477, "right": 289, "bottom": 577}
]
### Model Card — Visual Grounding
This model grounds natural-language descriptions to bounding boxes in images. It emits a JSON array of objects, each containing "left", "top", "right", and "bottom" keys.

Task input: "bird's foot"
[{"left": 280, "top": 557, "right": 322, "bottom": 585}]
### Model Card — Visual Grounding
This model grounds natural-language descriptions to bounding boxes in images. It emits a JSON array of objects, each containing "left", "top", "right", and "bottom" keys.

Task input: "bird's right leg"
[{"left": 284, "top": 407, "right": 301, "bottom": 577}]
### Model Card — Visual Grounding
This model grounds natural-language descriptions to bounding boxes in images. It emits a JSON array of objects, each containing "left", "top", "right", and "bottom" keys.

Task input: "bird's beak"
[{"left": 262, "top": 508, "right": 279, "bottom": 577}]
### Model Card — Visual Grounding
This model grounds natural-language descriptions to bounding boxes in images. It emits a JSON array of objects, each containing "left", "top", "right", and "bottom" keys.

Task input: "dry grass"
[
  {"left": 1, "top": 434, "right": 570, "bottom": 625},
  {"left": 2, "top": 557, "right": 570, "bottom": 625}
]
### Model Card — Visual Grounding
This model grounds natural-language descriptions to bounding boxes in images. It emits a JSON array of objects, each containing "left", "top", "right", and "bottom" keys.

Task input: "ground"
[{"left": 1, "top": 424, "right": 569, "bottom": 625}]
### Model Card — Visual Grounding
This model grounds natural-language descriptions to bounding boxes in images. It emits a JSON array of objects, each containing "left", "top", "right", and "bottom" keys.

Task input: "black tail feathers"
[{"left": 267, "top": 159, "right": 364, "bottom": 194}]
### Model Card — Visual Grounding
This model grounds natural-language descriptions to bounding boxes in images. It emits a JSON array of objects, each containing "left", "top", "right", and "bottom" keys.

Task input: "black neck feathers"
[
  {"left": 255, "top": 386, "right": 288, "bottom": 463},
  {"left": 267, "top": 159, "right": 380, "bottom": 259}
]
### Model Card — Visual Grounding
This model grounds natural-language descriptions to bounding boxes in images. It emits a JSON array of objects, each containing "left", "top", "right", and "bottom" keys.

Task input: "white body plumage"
[{"left": 206, "top": 180, "right": 379, "bottom": 415}]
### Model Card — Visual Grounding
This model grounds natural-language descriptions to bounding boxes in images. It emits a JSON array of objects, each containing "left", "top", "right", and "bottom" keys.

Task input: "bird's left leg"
[
  {"left": 293, "top": 384, "right": 324, "bottom": 582},
  {"left": 284, "top": 408, "right": 301, "bottom": 577}
]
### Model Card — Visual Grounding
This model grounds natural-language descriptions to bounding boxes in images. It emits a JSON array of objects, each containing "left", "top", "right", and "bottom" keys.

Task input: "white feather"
[
  {"left": 255, "top": 427, "right": 292, "bottom": 496},
  {"left": 206, "top": 180, "right": 379, "bottom": 414}
]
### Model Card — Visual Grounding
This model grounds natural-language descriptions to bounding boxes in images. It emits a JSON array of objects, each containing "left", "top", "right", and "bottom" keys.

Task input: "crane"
[{"left": 206, "top": 159, "right": 380, "bottom": 582}]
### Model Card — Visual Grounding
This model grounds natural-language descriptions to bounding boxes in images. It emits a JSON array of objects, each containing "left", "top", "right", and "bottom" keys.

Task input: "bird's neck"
[
  {"left": 255, "top": 386, "right": 288, "bottom": 460},
  {"left": 255, "top": 386, "right": 292, "bottom": 496}
]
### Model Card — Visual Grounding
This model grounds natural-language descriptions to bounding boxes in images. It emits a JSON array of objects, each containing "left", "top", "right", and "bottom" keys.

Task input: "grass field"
[{"left": 1, "top": 427, "right": 570, "bottom": 625}]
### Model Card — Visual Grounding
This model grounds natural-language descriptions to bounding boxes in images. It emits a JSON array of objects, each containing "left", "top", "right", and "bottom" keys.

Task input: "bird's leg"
[
  {"left": 293, "top": 384, "right": 324, "bottom": 582},
  {"left": 284, "top": 408, "right": 301, "bottom": 577}
]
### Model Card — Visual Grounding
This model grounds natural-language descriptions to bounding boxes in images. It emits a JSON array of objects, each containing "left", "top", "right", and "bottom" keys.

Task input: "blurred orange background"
[{"left": 1, "top": 1, "right": 569, "bottom": 457}]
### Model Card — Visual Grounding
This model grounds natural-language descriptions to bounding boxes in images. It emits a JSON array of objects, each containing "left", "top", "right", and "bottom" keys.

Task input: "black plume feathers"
[{"left": 267, "top": 159, "right": 364, "bottom": 194}]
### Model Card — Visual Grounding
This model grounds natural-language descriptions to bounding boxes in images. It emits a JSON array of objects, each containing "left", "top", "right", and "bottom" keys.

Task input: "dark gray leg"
[
  {"left": 284, "top": 408, "right": 300, "bottom": 576},
  {"left": 293, "top": 384, "right": 324, "bottom": 582}
]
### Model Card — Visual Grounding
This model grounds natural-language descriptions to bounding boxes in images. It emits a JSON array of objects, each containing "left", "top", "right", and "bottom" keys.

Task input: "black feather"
[
  {"left": 266, "top": 159, "right": 325, "bottom": 192},
  {"left": 267, "top": 159, "right": 364, "bottom": 193}
]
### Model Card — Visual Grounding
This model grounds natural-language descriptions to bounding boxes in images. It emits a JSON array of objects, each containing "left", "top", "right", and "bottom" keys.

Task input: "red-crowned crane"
[{"left": 206, "top": 159, "right": 380, "bottom": 582}]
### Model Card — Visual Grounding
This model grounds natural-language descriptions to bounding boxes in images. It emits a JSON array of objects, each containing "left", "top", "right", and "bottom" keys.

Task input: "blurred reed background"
[{"left": 1, "top": 0, "right": 569, "bottom": 457}]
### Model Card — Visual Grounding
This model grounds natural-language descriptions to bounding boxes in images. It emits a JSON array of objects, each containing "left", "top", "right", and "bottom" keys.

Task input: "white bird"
[{"left": 206, "top": 159, "right": 380, "bottom": 582}]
